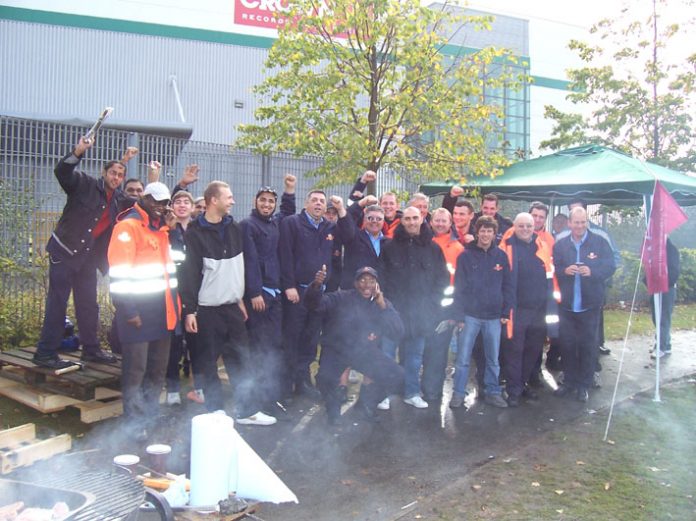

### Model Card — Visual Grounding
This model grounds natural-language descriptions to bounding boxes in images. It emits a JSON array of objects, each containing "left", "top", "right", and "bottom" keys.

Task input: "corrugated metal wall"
[{"left": 0, "top": 18, "right": 267, "bottom": 144}]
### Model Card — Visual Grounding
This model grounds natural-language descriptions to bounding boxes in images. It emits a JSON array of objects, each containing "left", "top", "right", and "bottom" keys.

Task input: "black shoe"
[
  {"left": 576, "top": 389, "right": 589, "bottom": 403},
  {"left": 295, "top": 379, "right": 322, "bottom": 400},
  {"left": 32, "top": 354, "right": 75, "bottom": 370},
  {"left": 521, "top": 387, "right": 539, "bottom": 400},
  {"left": 527, "top": 372, "right": 543, "bottom": 389},
  {"left": 599, "top": 345, "right": 611, "bottom": 355},
  {"left": 545, "top": 358, "right": 561, "bottom": 371},
  {"left": 355, "top": 401, "right": 380, "bottom": 423},
  {"left": 553, "top": 385, "right": 574, "bottom": 398},
  {"left": 81, "top": 349, "right": 118, "bottom": 364},
  {"left": 326, "top": 402, "right": 342, "bottom": 426},
  {"left": 338, "top": 385, "right": 349, "bottom": 404},
  {"left": 507, "top": 395, "right": 520, "bottom": 407}
]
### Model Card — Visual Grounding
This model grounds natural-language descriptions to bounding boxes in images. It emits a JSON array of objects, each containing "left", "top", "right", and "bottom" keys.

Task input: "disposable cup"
[
  {"left": 113, "top": 454, "right": 140, "bottom": 475},
  {"left": 146, "top": 444, "right": 171, "bottom": 476}
]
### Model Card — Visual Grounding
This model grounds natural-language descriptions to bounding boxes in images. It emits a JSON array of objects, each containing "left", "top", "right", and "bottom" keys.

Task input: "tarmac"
[
  {"left": 11, "top": 330, "right": 696, "bottom": 520},
  {"left": 253, "top": 331, "right": 696, "bottom": 521}
]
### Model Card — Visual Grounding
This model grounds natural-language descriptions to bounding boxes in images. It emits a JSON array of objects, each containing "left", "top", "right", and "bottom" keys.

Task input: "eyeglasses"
[{"left": 366, "top": 215, "right": 384, "bottom": 222}]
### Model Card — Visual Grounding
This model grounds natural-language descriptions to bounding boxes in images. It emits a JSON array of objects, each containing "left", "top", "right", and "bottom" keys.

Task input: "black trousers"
[
  {"left": 245, "top": 292, "right": 284, "bottom": 405},
  {"left": 502, "top": 307, "right": 547, "bottom": 398},
  {"left": 165, "top": 331, "right": 202, "bottom": 391},
  {"left": 316, "top": 344, "right": 404, "bottom": 411},
  {"left": 196, "top": 304, "right": 261, "bottom": 416},
  {"left": 559, "top": 307, "right": 601, "bottom": 391},
  {"left": 282, "top": 287, "right": 322, "bottom": 387},
  {"left": 37, "top": 250, "right": 100, "bottom": 357}
]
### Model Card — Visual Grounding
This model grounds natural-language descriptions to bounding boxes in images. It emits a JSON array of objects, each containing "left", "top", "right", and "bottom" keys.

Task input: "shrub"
[{"left": 606, "top": 248, "right": 696, "bottom": 307}]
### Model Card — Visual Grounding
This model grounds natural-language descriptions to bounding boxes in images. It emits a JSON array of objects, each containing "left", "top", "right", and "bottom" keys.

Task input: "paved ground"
[{"left": 11, "top": 331, "right": 696, "bottom": 520}]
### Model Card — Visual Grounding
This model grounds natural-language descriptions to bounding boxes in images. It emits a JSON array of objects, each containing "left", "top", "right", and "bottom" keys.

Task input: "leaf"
[
  {"left": 555, "top": 490, "right": 564, "bottom": 495},
  {"left": 531, "top": 482, "right": 540, "bottom": 487},
  {"left": 576, "top": 461, "right": 585, "bottom": 466},
  {"left": 604, "top": 482, "right": 611, "bottom": 491}
]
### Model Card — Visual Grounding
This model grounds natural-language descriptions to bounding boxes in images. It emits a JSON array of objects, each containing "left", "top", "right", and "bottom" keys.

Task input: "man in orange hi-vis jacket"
[{"left": 108, "top": 182, "right": 180, "bottom": 441}]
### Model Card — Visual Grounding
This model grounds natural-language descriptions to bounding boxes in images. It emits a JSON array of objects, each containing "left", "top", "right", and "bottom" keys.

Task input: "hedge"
[{"left": 606, "top": 248, "right": 696, "bottom": 307}]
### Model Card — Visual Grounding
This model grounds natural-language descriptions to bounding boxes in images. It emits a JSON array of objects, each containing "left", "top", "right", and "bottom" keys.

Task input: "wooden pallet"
[
  {"left": 0, "top": 373, "right": 122, "bottom": 423},
  {"left": 0, "top": 423, "right": 72, "bottom": 474},
  {"left": 0, "top": 347, "right": 120, "bottom": 400}
]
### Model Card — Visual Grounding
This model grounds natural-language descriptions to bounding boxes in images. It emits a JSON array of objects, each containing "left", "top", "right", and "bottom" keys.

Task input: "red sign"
[{"left": 234, "top": 0, "right": 291, "bottom": 30}]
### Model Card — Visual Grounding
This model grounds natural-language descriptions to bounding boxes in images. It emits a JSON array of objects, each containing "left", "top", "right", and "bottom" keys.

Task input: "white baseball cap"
[{"left": 143, "top": 182, "right": 171, "bottom": 201}]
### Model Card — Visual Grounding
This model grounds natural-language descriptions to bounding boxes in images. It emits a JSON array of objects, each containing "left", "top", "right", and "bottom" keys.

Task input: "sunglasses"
[{"left": 366, "top": 215, "right": 384, "bottom": 222}]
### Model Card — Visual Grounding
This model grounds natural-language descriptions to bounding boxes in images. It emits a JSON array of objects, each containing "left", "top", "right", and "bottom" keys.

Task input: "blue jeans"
[
  {"left": 651, "top": 287, "right": 676, "bottom": 352},
  {"left": 453, "top": 315, "right": 502, "bottom": 396},
  {"left": 402, "top": 336, "right": 427, "bottom": 398}
]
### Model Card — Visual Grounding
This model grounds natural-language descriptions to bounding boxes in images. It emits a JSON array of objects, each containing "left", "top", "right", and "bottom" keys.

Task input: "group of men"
[{"left": 36, "top": 137, "right": 635, "bottom": 434}]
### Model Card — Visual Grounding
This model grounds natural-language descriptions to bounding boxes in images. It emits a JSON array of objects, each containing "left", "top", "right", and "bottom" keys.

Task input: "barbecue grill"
[{"left": 26, "top": 470, "right": 173, "bottom": 520}]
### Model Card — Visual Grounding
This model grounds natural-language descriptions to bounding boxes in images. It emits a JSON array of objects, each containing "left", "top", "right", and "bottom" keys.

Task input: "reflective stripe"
[
  {"left": 440, "top": 297, "right": 454, "bottom": 307},
  {"left": 170, "top": 250, "right": 186, "bottom": 262},
  {"left": 446, "top": 262, "right": 456, "bottom": 276},
  {"left": 553, "top": 291, "right": 561, "bottom": 300},
  {"left": 443, "top": 285, "right": 454, "bottom": 296},
  {"left": 110, "top": 277, "right": 178, "bottom": 295},
  {"left": 545, "top": 315, "right": 559, "bottom": 324},
  {"left": 110, "top": 263, "right": 172, "bottom": 280}
]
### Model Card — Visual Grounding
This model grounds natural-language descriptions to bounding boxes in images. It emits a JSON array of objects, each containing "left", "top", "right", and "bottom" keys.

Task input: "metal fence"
[{"left": 0, "top": 115, "right": 417, "bottom": 346}]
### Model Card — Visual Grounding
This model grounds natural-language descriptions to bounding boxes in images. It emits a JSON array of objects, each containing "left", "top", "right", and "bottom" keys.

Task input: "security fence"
[{"left": 0, "top": 115, "right": 417, "bottom": 347}]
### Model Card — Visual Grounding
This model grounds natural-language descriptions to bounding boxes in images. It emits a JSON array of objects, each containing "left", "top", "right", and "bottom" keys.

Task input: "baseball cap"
[
  {"left": 354, "top": 266, "right": 379, "bottom": 281},
  {"left": 255, "top": 186, "right": 278, "bottom": 199},
  {"left": 143, "top": 182, "right": 171, "bottom": 201}
]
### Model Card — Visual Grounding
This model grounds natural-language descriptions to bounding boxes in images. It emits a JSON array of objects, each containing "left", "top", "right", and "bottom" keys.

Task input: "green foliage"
[
  {"left": 540, "top": 0, "right": 695, "bottom": 172},
  {"left": 0, "top": 288, "right": 43, "bottom": 348},
  {"left": 237, "top": 0, "right": 528, "bottom": 186},
  {"left": 606, "top": 248, "right": 696, "bottom": 306}
]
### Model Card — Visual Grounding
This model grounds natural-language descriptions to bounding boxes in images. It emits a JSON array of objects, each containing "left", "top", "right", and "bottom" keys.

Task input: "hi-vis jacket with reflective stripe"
[
  {"left": 499, "top": 231, "right": 560, "bottom": 339},
  {"left": 108, "top": 204, "right": 180, "bottom": 344}
]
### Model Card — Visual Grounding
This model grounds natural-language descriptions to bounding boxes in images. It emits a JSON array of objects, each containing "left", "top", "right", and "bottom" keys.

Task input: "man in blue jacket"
[
  {"left": 241, "top": 174, "right": 296, "bottom": 413},
  {"left": 34, "top": 136, "right": 128, "bottom": 369},
  {"left": 279, "top": 191, "right": 354, "bottom": 398},
  {"left": 553, "top": 207, "right": 616, "bottom": 402},
  {"left": 450, "top": 216, "right": 513, "bottom": 409},
  {"left": 340, "top": 204, "right": 388, "bottom": 289}
]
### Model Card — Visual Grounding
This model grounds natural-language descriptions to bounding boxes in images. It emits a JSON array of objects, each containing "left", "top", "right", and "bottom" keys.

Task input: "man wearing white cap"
[{"left": 108, "top": 182, "right": 180, "bottom": 441}]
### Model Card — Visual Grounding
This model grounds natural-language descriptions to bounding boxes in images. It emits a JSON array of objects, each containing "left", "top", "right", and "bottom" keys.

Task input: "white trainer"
[
  {"left": 166, "top": 392, "right": 181, "bottom": 405},
  {"left": 377, "top": 397, "right": 390, "bottom": 410},
  {"left": 236, "top": 411, "right": 277, "bottom": 426},
  {"left": 403, "top": 395, "right": 429, "bottom": 409}
]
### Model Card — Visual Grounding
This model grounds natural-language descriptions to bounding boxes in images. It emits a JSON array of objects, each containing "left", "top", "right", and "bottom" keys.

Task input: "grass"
[
  {"left": 603, "top": 303, "right": 696, "bottom": 341},
  {"left": 414, "top": 380, "right": 696, "bottom": 520}
]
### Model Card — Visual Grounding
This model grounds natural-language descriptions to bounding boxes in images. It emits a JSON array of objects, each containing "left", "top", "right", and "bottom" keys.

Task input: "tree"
[
  {"left": 236, "top": 0, "right": 527, "bottom": 186},
  {"left": 541, "top": 0, "right": 696, "bottom": 172}
]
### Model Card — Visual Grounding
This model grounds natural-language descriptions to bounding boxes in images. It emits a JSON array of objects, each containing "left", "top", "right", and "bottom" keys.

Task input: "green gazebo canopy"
[{"left": 420, "top": 145, "right": 696, "bottom": 206}]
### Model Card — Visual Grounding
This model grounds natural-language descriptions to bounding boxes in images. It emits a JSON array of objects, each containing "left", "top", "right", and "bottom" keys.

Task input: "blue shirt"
[
  {"left": 366, "top": 230, "right": 384, "bottom": 257},
  {"left": 572, "top": 231, "right": 588, "bottom": 312},
  {"left": 304, "top": 211, "right": 323, "bottom": 229}
]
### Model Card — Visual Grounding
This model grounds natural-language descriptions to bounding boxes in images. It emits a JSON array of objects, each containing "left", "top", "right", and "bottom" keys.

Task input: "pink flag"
[{"left": 642, "top": 181, "right": 688, "bottom": 294}]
